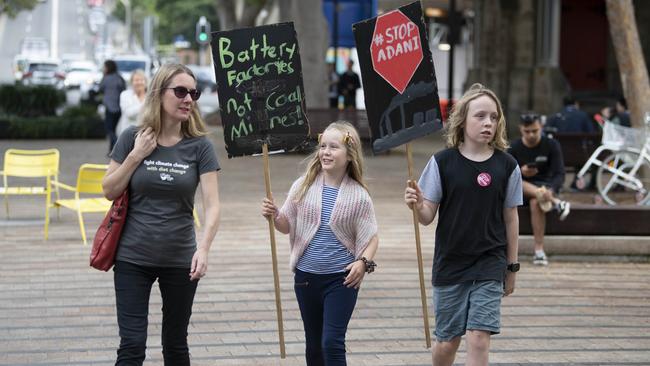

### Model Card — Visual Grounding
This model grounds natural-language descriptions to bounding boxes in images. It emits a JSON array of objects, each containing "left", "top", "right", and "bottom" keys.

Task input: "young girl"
[
  {"left": 261, "top": 121, "right": 378, "bottom": 365},
  {"left": 404, "top": 84, "right": 522, "bottom": 366}
]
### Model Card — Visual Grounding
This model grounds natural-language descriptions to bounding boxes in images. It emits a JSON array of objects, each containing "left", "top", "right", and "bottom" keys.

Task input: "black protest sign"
[
  {"left": 211, "top": 22, "right": 309, "bottom": 158},
  {"left": 353, "top": 1, "right": 442, "bottom": 154}
]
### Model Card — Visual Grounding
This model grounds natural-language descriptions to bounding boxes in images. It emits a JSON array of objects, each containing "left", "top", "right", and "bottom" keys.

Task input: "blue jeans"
[
  {"left": 113, "top": 261, "right": 198, "bottom": 366},
  {"left": 104, "top": 110, "right": 121, "bottom": 153},
  {"left": 294, "top": 269, "right": 359, "bottom": 366}
]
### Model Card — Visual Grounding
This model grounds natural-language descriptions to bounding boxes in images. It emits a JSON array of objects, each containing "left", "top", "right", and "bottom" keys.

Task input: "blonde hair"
[
  {"left": 138, "top": 63, "right": 207, "bottom": 138},
  {"left": 130, "top": 69, "right": 147, "bottom": 85},
  {"left": 444, "top": 83, "right": 509, "bottom": 151},
  {"left": 295, "top": 121, "right": 368, "bottom": 201}
]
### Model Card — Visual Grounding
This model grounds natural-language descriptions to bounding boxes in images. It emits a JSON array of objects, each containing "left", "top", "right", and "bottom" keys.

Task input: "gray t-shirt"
[{"left": 111, "top": 126, "right": 220, "bottom": 267}]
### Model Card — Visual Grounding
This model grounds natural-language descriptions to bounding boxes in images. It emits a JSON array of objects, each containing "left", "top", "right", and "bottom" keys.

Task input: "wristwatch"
[{"left": 507, "top": 262, "right": 520, "bottom": 272}]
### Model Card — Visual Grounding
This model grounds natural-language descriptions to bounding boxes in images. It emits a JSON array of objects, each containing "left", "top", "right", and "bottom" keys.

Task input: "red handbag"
[{"left": 90, "top": 189, "right": 129, "bottom": 271}]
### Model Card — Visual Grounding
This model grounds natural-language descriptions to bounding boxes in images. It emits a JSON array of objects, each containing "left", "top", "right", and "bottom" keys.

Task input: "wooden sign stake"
[
  {"left": 406, "top": 142, "right": 431, "bottom": 349},
  {"left": 262, "top": 143, "right": 286, "bottom": 358}
]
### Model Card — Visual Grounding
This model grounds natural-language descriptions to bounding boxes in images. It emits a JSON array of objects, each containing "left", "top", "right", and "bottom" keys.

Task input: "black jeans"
[
  {"left": 104, "top": 110, "right": 121, "bottom": 153},
  {"left": 113, "top": 261, "right": 198, "bottom": 366},
  {"left": 294, "top": 269, "right": 359, "bottom": 366}
]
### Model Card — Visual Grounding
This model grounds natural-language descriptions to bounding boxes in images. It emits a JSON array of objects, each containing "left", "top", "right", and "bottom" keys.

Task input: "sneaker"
[
  {"left": 533, "top": 252, "right": 548, "bottom": 266},
  {"left": 556, "top": 200, "right": 571, "bottom": 221}
]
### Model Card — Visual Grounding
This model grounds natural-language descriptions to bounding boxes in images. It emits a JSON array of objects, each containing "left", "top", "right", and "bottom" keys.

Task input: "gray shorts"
[{"left": 432, "top": 280, "right": 503, "bottom": 342}]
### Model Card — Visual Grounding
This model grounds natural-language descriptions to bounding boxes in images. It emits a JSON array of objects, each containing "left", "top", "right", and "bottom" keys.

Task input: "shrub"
[
  {"left": 0, "top": 113, "right": 105, "bottom": 139},
  {"left": 0, "top": 84, "right": 66, "bottom": 117}
]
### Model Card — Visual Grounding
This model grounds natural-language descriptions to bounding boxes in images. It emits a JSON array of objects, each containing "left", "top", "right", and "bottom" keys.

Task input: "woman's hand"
[
  {"left": 131, "top": 127, "right": 157, "bottom": 161},
  {"left": 343, "top": 260, "right": 366, "bottom": 289},
  {"left": 261, "top": 197, "right": 278, "bottom": 219},
  {"left": 404, "top": 180, "right": 424, "bottom": 210},
  {"left": 189, "top": 247, "right": 209, "bottom": 281}
]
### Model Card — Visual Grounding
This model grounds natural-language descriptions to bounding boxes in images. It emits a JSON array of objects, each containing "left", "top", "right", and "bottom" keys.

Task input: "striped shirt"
[{"left": 296, "top": 185, "right": 356, "bottom": 274}]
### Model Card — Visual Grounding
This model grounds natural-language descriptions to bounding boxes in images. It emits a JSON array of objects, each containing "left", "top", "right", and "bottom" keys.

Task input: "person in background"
[
  {"left": 99, "top": 60, "right": 126, "bottom": 153},
  {"left": 102, "top": 63, "right": 221, "bottom": 365},
  {"left": 594, "top": 106, "right": 613, "bottom": 128},
  {"left": 338, "top": 60, "right": 361, "bottom": 110},
  {"left": 261, "top": 121, "right": 378, "bottom": 365},
  {"left": 612, "top": 97, "right": 631, "bottom": 127},
  {"left": 508, "top": 113, "right": 570, "bottom": 266},
  {"left": 116, "top": 69, "right": 147, "bottom": 137},
  {"left": 328, "top": 62, "right": 340, "bottom": 109},
  {"left": 547, "top": 96, "right": 595, "bottom": 133},
  {"left": 404, "top": 84, "right": 522, "bottom": 366}
]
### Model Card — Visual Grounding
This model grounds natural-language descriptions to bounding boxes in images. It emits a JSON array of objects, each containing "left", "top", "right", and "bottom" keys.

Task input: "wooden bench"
[
  {"left": 518, "top": 203, "right": 650, "bottom": 236},
  {"left": 551, "top": 132, "right": 602, "bottom": 171}
]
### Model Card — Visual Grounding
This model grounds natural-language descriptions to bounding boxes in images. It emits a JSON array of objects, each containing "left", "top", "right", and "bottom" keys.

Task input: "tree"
[
  {"left": 213, "top": 0, "right": 269, "bottom": 31},
  {"left": 0, "top": 0, "right": 38, "bottom": 18},
  {"left": 112, "top": 0, "right": 219, "bottom": 49},
  {"left": 155, "top": 0, "right": 219, "bottom": 48},
  {"left": 277, "top": 0, "right": 328, "bottom": 108},
  {"left": 605, "top": 0, "right": 650, "bottom": 128}
]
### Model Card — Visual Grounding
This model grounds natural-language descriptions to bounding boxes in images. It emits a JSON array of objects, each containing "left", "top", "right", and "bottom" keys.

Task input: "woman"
[
  {"left": 98, "top": 60, "right": 126, "bottom": 153},
  {"left": 102, "top": 63, "right": 221, "bottom": 365},
  {"left": 116, "top": 69, "right": 147, "bottom": 136}
]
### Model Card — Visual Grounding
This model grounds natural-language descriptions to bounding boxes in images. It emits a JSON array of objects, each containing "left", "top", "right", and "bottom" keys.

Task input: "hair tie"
[{"left": 344, "top": 132, "right": 354, "bottom": 146}]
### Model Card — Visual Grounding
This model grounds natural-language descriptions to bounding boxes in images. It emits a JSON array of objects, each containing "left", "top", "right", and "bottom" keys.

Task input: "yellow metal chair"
[
  {"left": 0, "top": 148, "right": 60, "bottom": 239},
  {"left": 51, "top": 163, "right": 112, "bottom": 245}
]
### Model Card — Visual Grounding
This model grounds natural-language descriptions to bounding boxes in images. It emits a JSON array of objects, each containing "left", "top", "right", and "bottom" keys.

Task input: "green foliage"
[
  {"left": 61, "top": 105, "right": 101, "bottom": 119},
  {"left": 111, "top": 0, "right": 220, "bottom": 49},
  {"left": 0, "top": 0, "right": 38, "bottom": 18},
  {"left": 0, "top": 110, "right": 105, "bottom": 139},
  {"left": 155, "top": 0, "right": 220, "bottom": 49},
  {"left": 0, "top": 85, "right": 66, "bottom": 118},
  {"left": 111, "top": 0, "right": 157, "bottom": 46}
]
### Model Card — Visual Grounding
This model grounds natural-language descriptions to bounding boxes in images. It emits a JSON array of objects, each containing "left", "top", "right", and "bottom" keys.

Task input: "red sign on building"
[{"left": 370, "top": 10, "right": 423, "bottom": 94}]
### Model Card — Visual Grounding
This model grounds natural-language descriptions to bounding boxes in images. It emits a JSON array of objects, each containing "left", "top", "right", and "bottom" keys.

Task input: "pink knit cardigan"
[{"left": 279, "top": 173, "right": 378, "bottom": 271}]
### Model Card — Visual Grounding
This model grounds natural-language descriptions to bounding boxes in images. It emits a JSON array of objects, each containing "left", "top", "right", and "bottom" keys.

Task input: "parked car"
[
  {"left": 186, "top": 64, "right": 217, "bottom": 92},
  {"left": 113, "top": 54, "right": 152, "bottom": 82},
  {"left": 21, "top": 59, "right": 65, "bottom": 89},
  {"left": 64, "top": 60, "right": 99, "bottom": 91}
]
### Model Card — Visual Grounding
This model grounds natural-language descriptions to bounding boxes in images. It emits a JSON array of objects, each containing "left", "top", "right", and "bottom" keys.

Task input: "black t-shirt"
[
  {"left": 508, "top": 136, "right": 565, "bottom": 193},
  {"left": 418, "top": 148, "right": 522, "bottom": 286},
  {"left": 111, "top": 126, "right": 220, "bottom": 267}
]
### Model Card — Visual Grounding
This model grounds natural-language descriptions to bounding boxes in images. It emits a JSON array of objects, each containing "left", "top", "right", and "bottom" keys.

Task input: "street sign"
[
  {"left": 353, "top": 1, "right": 442, "bottom": 154},
  {"left": 370, "top": 9, "right": 422, "bottom": 94}
]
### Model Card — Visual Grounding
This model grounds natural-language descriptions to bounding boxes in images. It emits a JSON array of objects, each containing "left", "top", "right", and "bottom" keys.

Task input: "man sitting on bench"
[{"left": 508, "top": 113, "right": 571, "bottom": 266}]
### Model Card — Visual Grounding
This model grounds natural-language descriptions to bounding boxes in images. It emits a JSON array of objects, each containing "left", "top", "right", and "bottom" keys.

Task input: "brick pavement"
[{"left": 1, "top": 130, "right": 649, "bottom": 365}]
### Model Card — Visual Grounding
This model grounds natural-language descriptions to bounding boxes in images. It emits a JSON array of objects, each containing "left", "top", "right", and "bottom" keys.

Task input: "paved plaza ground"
[{"left": 1, "top": 128, "right": 649, "bottom": 365}]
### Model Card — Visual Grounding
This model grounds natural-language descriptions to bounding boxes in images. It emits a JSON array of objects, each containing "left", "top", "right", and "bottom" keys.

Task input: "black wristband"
[{"left": 360, "top": 256, "right": 377, "bottom": 273}]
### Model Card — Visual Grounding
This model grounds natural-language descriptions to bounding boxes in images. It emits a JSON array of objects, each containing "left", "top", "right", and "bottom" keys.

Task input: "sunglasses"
[{"left": 166, "top": 86, "right": 201, "bottom": 101}]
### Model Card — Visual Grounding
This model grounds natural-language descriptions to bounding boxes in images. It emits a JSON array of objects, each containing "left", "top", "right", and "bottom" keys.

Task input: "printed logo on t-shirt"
[
  {"left": 143, "top": 159, "right": 190, "bottom": 182},
  {"left": 477, "top": 172, "right": 492, "bottom": 187},
  {"left": 160, "top": 173, "right": 174, "bottom": 181}
]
